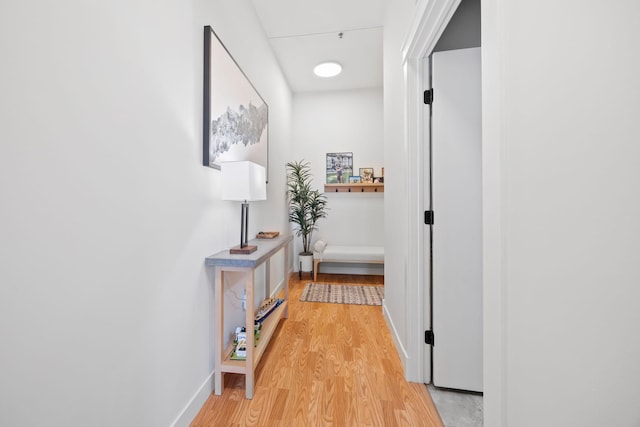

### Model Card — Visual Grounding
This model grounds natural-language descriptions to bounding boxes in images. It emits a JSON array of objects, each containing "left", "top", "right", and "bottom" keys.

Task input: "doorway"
[
  {"left": 426, "top": 44, "right": 484, "bottom": 427},
  {"left": 414, "top": 0, "right": 484, "bottom": 425},
  {"left": 420, "top": 0, "right": 482, "bottom": 391}
]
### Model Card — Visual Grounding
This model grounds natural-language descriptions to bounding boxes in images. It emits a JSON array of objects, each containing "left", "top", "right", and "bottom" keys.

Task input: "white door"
[{"left": 431, "top": 47, "right": 483, "bottom": 392}]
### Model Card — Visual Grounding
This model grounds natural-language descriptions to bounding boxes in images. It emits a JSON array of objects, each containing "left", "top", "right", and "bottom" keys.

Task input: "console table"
[{"left": 205, "top": 234, "right": 292, "bottom": 399}]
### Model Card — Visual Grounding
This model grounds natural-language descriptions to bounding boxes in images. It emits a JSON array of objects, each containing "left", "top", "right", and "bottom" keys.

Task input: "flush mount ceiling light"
[{"left": 313, "top": 61, "right": 342, "bottom": 78}]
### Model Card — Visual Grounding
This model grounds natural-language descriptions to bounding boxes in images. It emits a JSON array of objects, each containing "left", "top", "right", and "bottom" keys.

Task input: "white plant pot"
[{"left": 299, "top": 253, "right": 314, "bottom": 278}]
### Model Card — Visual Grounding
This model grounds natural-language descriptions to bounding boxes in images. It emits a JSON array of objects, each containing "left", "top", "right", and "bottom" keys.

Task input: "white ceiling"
[{"left": 251, "top": 0, "right": 389, "bottom": 93}]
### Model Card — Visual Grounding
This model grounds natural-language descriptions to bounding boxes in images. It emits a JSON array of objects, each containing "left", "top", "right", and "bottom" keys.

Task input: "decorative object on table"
[
  {"left": 203, "top": 26, "right": 268, "bottom": 181},
  {"left": 325, "top": 152, "right": 353, "bottom": 183},
  {"left": 230, "top": 325, "right": 261, "bottom": 360},
  {"left": 349, "top": 176, "right": 361, "bottom": 183},
  {"left": 300, "top": 283, "right": 384, "bottom": 306},
  {"left": 231, "top": 326, "right": 248, "bottom": 360},
  {"left": 256, "top": 231, "right": 280, "bottom": 239},
  {"left": 359, "top": 167, "right": 374, "bottom": 183},
  {"left": 254, "top": 297, "right": 283, "bottom": 325},
  {"left": 221, "top": 161, "right": 267, "bottom": 254},
  {"left": 232, "top": 338, "right": 247, "bottom": 359},
  {"left": 286, "top": 160, "right": 329, "bottom": 277}
]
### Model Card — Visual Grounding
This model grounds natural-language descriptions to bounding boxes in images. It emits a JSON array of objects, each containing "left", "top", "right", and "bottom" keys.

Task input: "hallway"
[{"left": 191, "top": 273, "right": 443, "bottom": 426}]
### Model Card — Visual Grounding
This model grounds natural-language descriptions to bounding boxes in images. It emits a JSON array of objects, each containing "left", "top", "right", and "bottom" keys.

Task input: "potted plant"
[{"left": 286, "top": 160, "right": 328, "bottom": 276}]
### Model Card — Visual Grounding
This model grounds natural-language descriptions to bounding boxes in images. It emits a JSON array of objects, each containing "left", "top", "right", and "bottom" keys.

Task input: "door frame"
[
  {"left": 401, "top": 0, "right": 462, "bottom": 384},
  {"left": 403, "top": 0, "right": 507, "bottom": 424}
]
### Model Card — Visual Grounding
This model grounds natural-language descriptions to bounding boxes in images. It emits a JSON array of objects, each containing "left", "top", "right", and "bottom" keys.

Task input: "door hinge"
[
  {"left": 424, "top": 210, "right": 434, "bottom": 225},
  {"left": 425, "top": 330, "right": 434, "bottom": 345},
  {"left": 424, "top": 88, "right": 434, "bottom": 105}
]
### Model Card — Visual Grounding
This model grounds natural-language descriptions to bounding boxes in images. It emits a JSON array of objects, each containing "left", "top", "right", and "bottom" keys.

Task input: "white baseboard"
[
  {"left": 272, "top": 265, "right": 294, "bottom": 297},
  {"left": 270, "top": 276, "right": 284, "bottom": 299},
  {"left": 170, "top": 371, "right": 214, "bottom": 427},
  {"left": 382, "top": 299, "right": 409, "bottom": 374}
]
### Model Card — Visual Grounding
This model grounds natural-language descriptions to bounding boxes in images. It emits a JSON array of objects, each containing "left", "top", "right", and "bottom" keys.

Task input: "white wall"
[
  {"left": 382, "top": 0, "right": 418, "bottom": 372},
  {"left": 483, "top": 1, "right": 640, "bottom": 426},
  {"left": 291, "top": 89, "right": 384, "bottom": 274},
  {"left": 0, "top": 1, "right": 292, "bottom": 426}
]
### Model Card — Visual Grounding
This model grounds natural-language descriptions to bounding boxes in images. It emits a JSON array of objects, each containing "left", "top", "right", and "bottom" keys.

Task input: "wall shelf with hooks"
[{"left": 324, "top": 183, "right": 384, "bottom": 193}]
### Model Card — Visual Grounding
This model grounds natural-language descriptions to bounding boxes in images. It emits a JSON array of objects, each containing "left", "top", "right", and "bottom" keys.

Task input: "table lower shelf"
[{"left": 220, "top": 300, "right": 288, "bottom": 374}]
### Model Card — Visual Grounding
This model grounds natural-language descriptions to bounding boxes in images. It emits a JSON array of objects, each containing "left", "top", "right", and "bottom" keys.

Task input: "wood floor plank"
[
  {"left": 268, "top": 388, "right": 289, "bottom": 422},
  {"left": 382, "top": 400, "right": 399, "bottom": 427},
  {"left": 190, "top": 273, "right": 443, "bottom": 427}
]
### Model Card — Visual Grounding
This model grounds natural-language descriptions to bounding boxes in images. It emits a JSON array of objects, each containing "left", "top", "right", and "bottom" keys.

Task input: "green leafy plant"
[{"left": 286, "top": 160, "right": 328, "bottom": 254}]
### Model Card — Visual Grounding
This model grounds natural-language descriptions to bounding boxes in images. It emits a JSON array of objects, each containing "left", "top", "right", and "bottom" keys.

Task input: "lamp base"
[{"left": 229, "top": 245, "right": 258, "bottom": 255}]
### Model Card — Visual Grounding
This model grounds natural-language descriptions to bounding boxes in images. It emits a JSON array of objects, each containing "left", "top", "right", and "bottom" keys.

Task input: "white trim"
[
  {"left": 401, "top": 0, "right": 462, "bottom": 63},
  {"left": 270, "top": 276, "right": 285, "bottom": 299},
  {"left": 170, "top": 371, "right": 214, "bottom": 427},
  {"left": 383, "top": 299, "right": 409, "bottom": 372},
  {"left": 402, "top": 0, "right": 462, "bottom": 385},
  {"left": 481, "top": 0, "right": 507, "bottom": 425},
  {"left": 272, "top": 246, "right": 293, "bottom": 298},
  {"left": 404, "top": 56, "right": 427, "bottom": 383}
]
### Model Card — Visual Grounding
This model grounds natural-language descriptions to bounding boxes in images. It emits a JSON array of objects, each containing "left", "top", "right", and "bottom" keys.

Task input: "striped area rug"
[{"left": 300, "top": 283, "right": 384, "bottom": 306}]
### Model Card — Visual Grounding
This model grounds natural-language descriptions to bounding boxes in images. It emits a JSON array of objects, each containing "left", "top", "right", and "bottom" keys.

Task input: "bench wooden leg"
[{"left": 313, "top": 259, "right": 319, "bottom": 281}]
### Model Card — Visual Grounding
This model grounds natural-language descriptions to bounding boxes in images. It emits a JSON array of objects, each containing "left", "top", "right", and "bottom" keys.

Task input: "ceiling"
[{"left": 251, "top": 0, "right": 389, "bottom": 93}]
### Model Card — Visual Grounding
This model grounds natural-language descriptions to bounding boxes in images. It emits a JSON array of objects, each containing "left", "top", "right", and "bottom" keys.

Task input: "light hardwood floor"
[{"left": 191, "top": 273, "right": 444, "bottom": 426}]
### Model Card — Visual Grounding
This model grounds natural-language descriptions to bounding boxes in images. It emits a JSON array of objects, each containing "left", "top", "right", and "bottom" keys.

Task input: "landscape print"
[
  {"left": 209, "top": 102, "right": 268, "bottom": 165},
  {"left": 203, "top": 26, "right": 268, "bottom": 175}
]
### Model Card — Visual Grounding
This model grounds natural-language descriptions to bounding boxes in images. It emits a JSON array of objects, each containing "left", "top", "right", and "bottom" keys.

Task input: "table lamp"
[{"left": 221, "top": 161, "right": 267, "bottom": 254}]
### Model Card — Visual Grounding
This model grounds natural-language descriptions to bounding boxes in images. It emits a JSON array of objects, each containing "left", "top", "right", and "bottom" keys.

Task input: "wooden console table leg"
[
  {"left": 313, "top": 259, "right": 319, "bottom": 281},
  {"left": 284, "top": 242, "right": 290, "bottom": 318},
  {"left": 214, "top": 268, "right": 224, "bottom": 395},
  {"left": 265, "top": 255, "right": 271, "bottom": 298},
  {"left": 245, "top": 270, "right": 255, "bottom": 399}
]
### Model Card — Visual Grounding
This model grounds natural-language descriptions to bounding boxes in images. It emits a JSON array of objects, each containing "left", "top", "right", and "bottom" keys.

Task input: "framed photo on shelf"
[
  {"left": 349, "top": 176, "right": 361, "bottom": 183},
  {"left": 326, "top": 152, "right": 353, "bottom": 183},
  {"left": 359, "top": 167, "right": 374, "bottom": 183}
]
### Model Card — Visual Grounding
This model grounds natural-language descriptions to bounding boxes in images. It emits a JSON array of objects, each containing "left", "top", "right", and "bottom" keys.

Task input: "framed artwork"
[
  {"left": 203, "top": 26, "right": 269, "bottom": 181},
  {"left": 359, "top": 167, "right": 374, "bottom": 183},
  {"left": 326, "top": 152, "right": 353, "bottom": 183},
  {"left": 349, "top": 176, "right": 361, "bottom": 183}
]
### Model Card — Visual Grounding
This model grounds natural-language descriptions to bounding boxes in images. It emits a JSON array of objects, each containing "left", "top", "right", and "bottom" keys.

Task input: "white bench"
[{"left": 312, "top": 241, "right": 384, "bottom": 281}]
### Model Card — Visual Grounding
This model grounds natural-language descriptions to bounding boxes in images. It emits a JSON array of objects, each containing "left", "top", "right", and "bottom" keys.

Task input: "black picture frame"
[
  {"left": 326, "top": 152, "right": 353, "bottom": 183},
  {"left": 203, "top": 26, "right": 269, "bottom": 181}
]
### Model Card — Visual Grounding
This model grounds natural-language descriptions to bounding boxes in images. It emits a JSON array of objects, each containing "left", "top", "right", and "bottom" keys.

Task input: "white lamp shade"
[{"left": 221, "top": 161, "right": 267, "bottom": 201}]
